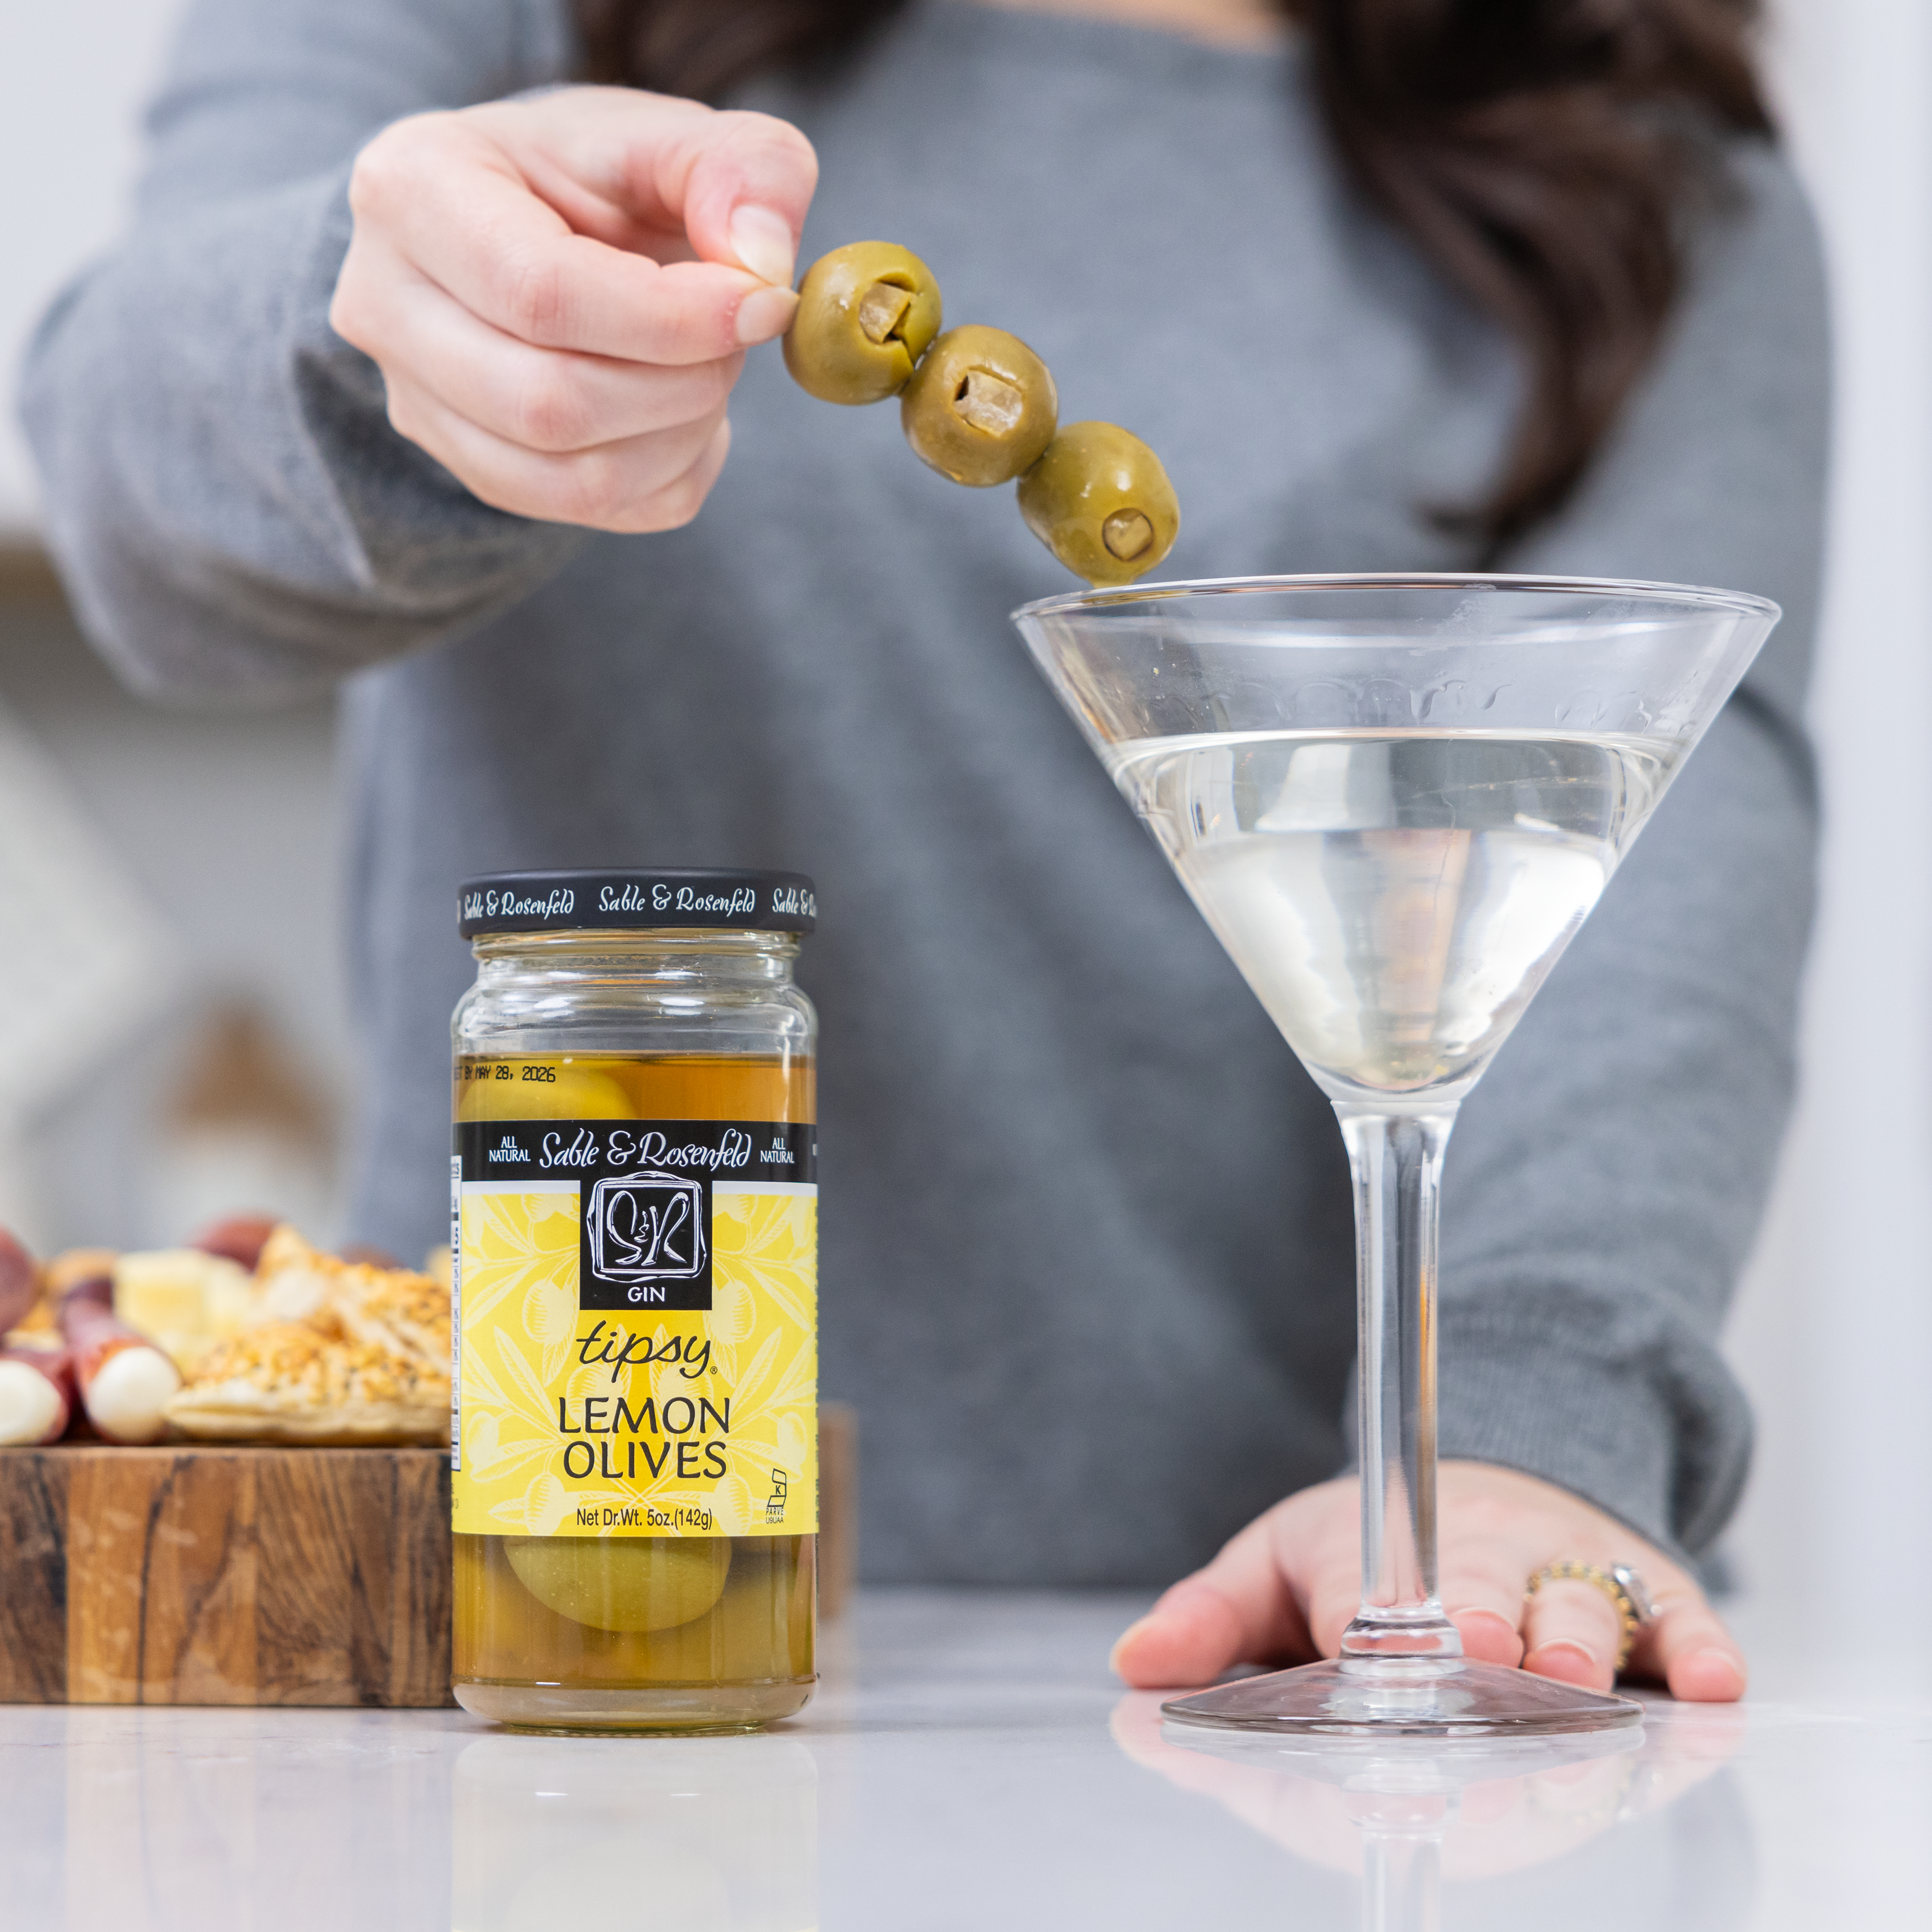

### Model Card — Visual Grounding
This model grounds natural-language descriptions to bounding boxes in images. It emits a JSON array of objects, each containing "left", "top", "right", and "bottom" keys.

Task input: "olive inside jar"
[{"left": 450, "top": 868, "right": 818, "bottom": 1733}]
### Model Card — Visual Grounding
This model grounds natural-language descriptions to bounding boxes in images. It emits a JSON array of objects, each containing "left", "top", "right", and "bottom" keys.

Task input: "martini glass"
[{"left": 1012, "top": 575, "right": 1778, "bottom": 1736}]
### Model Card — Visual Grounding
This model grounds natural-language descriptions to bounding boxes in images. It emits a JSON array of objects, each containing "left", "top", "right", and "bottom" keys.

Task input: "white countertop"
[{"left": 2, "top": 1591, "right": 1925, "bottom": 1930}]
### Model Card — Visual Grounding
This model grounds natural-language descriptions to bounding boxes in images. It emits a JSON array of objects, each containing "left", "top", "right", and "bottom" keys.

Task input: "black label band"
[{"left": 455, "top": 1118, "right": 816, "bottom": 1314}]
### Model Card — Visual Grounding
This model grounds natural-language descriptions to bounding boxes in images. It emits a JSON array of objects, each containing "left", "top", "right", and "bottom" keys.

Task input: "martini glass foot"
[{"left": 1161, "top": 1658, "right": 1641, "bottom": 1738}]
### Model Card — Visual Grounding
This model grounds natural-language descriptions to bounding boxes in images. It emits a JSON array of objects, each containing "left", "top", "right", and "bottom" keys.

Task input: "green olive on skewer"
[
  {"left": 900, "top": 325, "right": 1059, "bottom": 487},
  {"left": 780, "top": 242, "right": 1179, "bottom": 585},
  {"left": 783, "top": 241, "right": 942, "bottom": 405},
  {"left": 1018, "top": 422, "right": 1179, "bottom": 586}
]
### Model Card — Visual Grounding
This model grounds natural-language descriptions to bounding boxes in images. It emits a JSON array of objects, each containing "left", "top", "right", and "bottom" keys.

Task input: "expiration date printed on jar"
[{"left": 451, "top": 1117, "right": 817, "bottom": 1540}]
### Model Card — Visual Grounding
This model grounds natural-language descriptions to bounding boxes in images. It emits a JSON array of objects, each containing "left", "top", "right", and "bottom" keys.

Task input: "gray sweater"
[{"left": 20, "top": 0, "right": 1828, "bottom": 1585}]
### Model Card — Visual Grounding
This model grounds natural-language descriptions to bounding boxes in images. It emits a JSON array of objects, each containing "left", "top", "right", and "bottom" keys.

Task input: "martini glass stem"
[{"left": 1337, "top": 1107, "right": 1462, "bottom": 1666}]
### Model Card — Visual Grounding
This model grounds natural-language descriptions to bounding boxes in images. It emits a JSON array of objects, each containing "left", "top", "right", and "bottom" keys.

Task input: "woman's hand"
[
  {"left": 1111, "top": 1461, "right": 1747, "bottom": 1702},
  {"left": 330, "top": 86, "right": 816, "bottom": 532}
]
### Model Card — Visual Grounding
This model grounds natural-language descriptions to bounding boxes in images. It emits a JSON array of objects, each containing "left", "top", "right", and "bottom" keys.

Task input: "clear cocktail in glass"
[{"left": 1013, "top": 575, "right": 1777, "bottom": 1736}]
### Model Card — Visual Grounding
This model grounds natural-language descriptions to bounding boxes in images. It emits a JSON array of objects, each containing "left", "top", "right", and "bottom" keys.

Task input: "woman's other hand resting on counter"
[
  {"left": 1112, "top": 1461, "right": 1747, "bottom": 1703},
  {"left": 330, "top": 86, "right": 816, "bottom": 532}
]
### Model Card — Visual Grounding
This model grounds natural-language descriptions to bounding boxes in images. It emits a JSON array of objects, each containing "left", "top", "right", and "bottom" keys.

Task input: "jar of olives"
[{"left": 450, "top": 868, "right": 819, "bottom": 1733}]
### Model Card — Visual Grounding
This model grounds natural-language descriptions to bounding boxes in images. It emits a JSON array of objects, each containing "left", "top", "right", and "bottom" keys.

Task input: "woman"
[{"left": 20, "top": 0, "right": 1826, "bottom": 1700}]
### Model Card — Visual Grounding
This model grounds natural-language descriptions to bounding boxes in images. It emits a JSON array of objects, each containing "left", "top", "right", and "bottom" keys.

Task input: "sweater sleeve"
[
  {"left": 1431, "top": 141, "right": 1830, "bottom": 1559},
  {"left": 16, "top": 0, "right": 585, "bottom": 708}
]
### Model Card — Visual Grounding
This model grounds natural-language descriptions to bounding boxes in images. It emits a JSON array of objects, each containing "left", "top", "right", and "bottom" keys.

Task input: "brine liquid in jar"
[{"left": 450, "top": 870, "right": 819, "bottom": 1734}]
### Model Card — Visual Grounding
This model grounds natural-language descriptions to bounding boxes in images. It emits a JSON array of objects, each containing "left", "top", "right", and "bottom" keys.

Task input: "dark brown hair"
[{"left": 573, "top": 0, "right": 1772, "bottom": 554}]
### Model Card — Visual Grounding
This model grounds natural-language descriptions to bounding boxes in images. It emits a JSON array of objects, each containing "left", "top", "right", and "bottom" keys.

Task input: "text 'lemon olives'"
[
  {"left": 1018, "top": 422, "right": 1180, "bottom": 585},
  {"left": 900, "top": 325, "right": 1058, "bottom": 487},
  {"left": 783, "top": 241, "right": 942, "bottom": 405}
]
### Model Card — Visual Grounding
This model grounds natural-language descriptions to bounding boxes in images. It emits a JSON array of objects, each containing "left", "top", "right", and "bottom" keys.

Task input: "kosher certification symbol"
[{"left": 584, "top": 1169, "right": 709, "bottom": 1307}]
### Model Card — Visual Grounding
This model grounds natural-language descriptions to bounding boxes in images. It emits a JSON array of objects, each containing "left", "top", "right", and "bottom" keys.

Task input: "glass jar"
[{"left": 449, "top": 868, "right": 818, "bottom": 1733}]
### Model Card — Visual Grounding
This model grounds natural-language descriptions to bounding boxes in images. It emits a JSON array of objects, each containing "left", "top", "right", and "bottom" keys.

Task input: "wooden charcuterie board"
[
  {"left": 0, "top": 1408, "right": 853, "bottom": 1706},
  {"left": 0, "top": 1445, "right": 452, "bottom": 1706}
]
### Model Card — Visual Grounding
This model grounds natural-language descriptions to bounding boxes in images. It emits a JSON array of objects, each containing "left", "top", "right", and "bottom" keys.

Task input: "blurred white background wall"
[
  {"left": 0, "top": 0, "right": 1927, "bottom": 1602},
  {"left": 0, "top": 6, "right": 184, "bottom": 531},
  {"left": 0, "top": 2, "right": 349, "bottom": 1251},
  {"left": 1737, "top": 0, "right": 1932, "bottom": 1629}
]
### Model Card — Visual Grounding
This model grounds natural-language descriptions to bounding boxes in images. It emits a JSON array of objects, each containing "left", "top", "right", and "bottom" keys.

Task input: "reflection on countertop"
[
  {"left": 0, "top": 1591, "right": 1924, "bottom": 1931},
  {"left": 1118, "top": 1696, "right": 1752, "bottom": 1931},
  {"left": 456, "top": 1733, "right": 815, "bottom": 1932}
]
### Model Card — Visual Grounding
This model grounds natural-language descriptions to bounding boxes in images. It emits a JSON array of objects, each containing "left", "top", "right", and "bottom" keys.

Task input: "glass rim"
[{"left": 1011, "top": 570, "right": 1782, "bottom": 627}]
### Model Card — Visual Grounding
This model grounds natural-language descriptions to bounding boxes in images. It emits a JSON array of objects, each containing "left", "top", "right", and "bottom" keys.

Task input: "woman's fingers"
[
  {"left": 1633, "top": 1593, "right": 1748, "bottom": 1702},
  {"left": 481, "top": 88, "right": 817, "bottom": 277},
  {"left": 1435, "top": 1558, "right": 1530, "bottom": 1668},
  {"left": 347, "top": 115, "right": 790, "bottom": 365},
  {"left": 342, "top": 89, "right": 815, "bottom": 371},
  {"left": 1109, "top": 1579, "right": 1253, "bottom": 1690},
  {"left": 1434, "top": 1463, "right": 1747, "bottom": 1703},
  {"left": 1519, "top": 1577, "right": 1626, "bottom": 1691},
  {"left": 1111, "top": 1506, "right": 1295, "bottom": 1688},
  {"left": 1112, "top": 1484, "right": 1350, "bottom": 1689},
  {"left": 384, "top": 373, "right": 733, "bottom": 532},
  {"left": 347, "top": 252, "right": 741, "bottom": 454},
  {"left": 1111, "top": 1517, "right": 1293, "bottom": 1689},
  {"left": 1521, "top": 1582, "right": 1746, "bottom": 1701},
  {"left": 1289, "top": 1493, "right": 1372, "bottom": 1660}
]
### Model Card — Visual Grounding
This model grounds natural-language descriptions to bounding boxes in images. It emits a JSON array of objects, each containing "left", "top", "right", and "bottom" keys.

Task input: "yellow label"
[{"left": 452, "top": 1178, "right": 817, "bottom": 1539}]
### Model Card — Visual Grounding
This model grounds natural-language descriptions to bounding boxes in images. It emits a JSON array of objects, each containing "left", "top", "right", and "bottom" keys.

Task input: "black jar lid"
[{"left": 459, "top": 868, "right": 816, "bottom": 938}]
